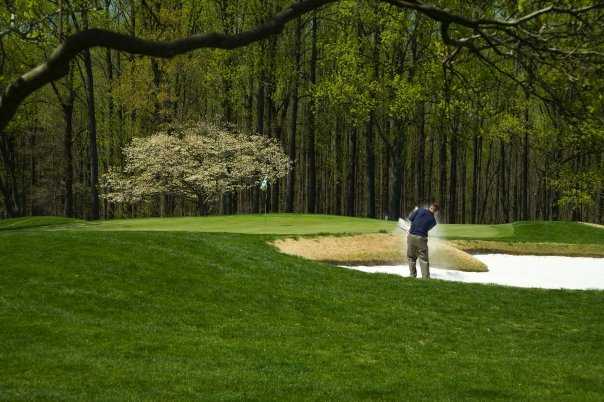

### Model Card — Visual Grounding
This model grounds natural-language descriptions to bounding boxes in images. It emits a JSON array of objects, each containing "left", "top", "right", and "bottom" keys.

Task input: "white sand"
[{"left": 341, "top": 254, "right": 604, "bottom": 290}]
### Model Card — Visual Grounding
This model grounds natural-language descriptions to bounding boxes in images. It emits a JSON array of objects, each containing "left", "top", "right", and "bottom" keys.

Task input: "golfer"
[{"left": 407, "top": 202, "right": 440, "bottom": 279}]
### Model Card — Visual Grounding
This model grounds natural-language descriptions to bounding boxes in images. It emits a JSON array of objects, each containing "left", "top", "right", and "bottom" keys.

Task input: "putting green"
[
  {"left": 1, "top": 214, "right": 395, "bottom": 235},
  {"left": 434, "top": 223, "right": 514, "bottom": 239},
  {"left": 2, "top": 215, "right": 602, "bottom": 246}
]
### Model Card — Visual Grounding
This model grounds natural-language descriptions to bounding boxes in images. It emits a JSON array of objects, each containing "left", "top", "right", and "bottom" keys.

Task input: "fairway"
[
  {"left": 4, "top": 215, "right": 603, "bottom": 244},
  {"left": 1, "top": 216, "right": 604, "bottom": 400},
  {"left": 434, "top": 223, "right": 514, "bottom": 239},
  {"left": 436, "top": 221, "right": 604, "bottom": 244},
  {"left": 80, "top": 214, "right": 397, "bottom": 235}
]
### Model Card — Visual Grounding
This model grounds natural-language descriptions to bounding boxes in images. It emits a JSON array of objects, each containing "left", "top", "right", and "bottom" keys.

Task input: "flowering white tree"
[{"left": 101, "top": 121, "right": 290, "bottom": 214}]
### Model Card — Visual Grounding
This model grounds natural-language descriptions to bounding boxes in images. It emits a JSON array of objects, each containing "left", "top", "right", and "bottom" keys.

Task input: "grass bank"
[
  {"left": 84, "top": 213, "right": 396, "bottom": 235},
  {"left": 3, "top": 215, "right": 601, "bottom": 261},
  {"left": 0, "top": 216, "right": 84, "bottom": 231},
  {"left": 451, "top": 240, "right": 604, "bottom": 258},
  {"left": 1, "top": 227, "right": 603, "bottom": 400},
  {"left": 436, "top": 221, "right": 603, "bottom": 256},
  {"left": 436, "top": 220, "right": 604, "bottom": 244}
]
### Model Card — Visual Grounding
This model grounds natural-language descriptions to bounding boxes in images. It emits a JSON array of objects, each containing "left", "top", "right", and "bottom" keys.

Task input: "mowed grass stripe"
[
  {"left": 1, "top": 229, "right": 604, "bottom": 400},
  {"left": 2, "top": 215, "right": 603, "bottom": 244},
  {"left": 1, "top": 214, "right": 396, "bottom": 235}
]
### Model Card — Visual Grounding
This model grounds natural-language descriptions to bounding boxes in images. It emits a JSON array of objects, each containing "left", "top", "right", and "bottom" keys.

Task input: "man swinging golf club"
[{"left": 406, "top": 202, "right": 440, "bottom": 279}]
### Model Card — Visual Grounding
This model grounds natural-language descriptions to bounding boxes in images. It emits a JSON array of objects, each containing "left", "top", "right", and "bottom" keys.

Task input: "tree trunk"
[
  {"left": 272, "top": 98, "right": 288, "bottom": 213},
  {"left": 415, "top": 102, "right": 425, "bottom": 205},
  {"left": 63, "top": 88, "right": 75, "bottom": 217},
  {"left": 522, "top": 94, "right": 530, "bottom": 221},
  {"left": 346, "top": 127, "right": 357, "bottom": 216},
  {"left": 196, "top": 195, "right": 207, "bottom": 216},
  {"left": 366, "top": 114, "right": 376, "bottom": 218},
  {"left": 286, "top": 17, "right": 302, "bottom": 213},
  {"left": 389, "top": 121, "right": 405, "bottom": 220},
  {"left": 0, "top": 134, "right": 19, "bottom": 217},
  {"left": 381, "top": 140, "right": 390, "bottom": 219},
  {"left": 438, "top": 132, "right": 447, "bottom": 221},
  {"left": 104, "top": 44, "right": 114, "bottom": 218},
  {"left": 460, "top": 143, "right": 467, "bottom": 223},
  {"left": 365, "top": 28, "right": 380, "bottom": 218},
  {"left": 598, "top": 172, "right": 604, "bottom": 224},
  {"left": 480, "top": 141, "right": 495, "bottom": 223},
  {"left": 448, "top": 131, "right": 458, "bottom": 223},
  {"left": 471, "top": 132, "right": 481, "bottom": 224},
  {"left": 0, "top": 174, "right": 9, "bottom": 218},
  {"left": 334, "top": 119, "right": 343, "bottom": 215},
  {"left": 500, "top": 140, "right": 510, "bottom": 222},
  {"left": 266, "top": 36, "right": 279, "bottom": 213},
  {"left": 426, "top": 131, "right": 434, "bottom": 205},
  {"left": 221, "top": 50, "right": 235, "bottom": 215},
  {"left": 151, "top": 59, "right": 162, "bottom": 124},
  {"left": 306, "top": 13, "right": 318, "bottom": 213},
  {"left": 83, "top": 11, "right": 100, "bottom": 220},
  {"left": 253, "top": 72, "right": 265, "bottom": 214}
]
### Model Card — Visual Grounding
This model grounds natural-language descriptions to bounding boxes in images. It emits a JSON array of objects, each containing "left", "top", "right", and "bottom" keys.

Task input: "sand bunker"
[
  {"left": 341, "top": 254, "right": 604, "bottom": 290},
  {"left": 273, "top": 233, "right": 487, "bottom": 272}
]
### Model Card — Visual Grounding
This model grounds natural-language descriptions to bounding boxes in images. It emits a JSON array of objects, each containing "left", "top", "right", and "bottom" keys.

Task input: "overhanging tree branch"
[
  {"left": 1, "top": 0, "right": 602, "bottom": 133},
  {"left": 0, "top": 0, "right": 339, "bottom": 132}
]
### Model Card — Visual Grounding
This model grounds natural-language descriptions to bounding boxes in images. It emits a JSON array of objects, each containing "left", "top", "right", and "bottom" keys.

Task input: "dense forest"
[{"left": 0, "top": 0, "right": 603, "bottom": 223}]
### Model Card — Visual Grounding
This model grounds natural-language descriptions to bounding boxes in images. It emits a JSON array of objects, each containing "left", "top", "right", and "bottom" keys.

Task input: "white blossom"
[{"left": 101, "top": 121, "right": 290, "bottom": 205}]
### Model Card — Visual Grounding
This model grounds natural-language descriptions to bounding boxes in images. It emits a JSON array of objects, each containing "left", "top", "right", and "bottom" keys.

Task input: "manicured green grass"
[
  {"left": 434, "top": 223, "right": 515, "bottom": 240},
  {"left": 1, "top": 227, "right": 604, "bottom": 400},
  {"left": 0, "top": 216, "right": 84, "bottom": 231},
  {"left": 511, "top": 221, "right": 604, "bottom": 244},
  {"left": 451, "top": 240, "right": 604, "bottom": 258},
  {"left": 4, "top": 215, "right": 601, "bottom": 244},
  {"left": 437, "top": 221, "right": 604, "bottom": 244},
  {"left": 84, "top": 213, "right": 396, "bottom": 235}
]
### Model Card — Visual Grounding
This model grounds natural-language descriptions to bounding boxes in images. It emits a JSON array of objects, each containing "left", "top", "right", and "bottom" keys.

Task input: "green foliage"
[
  {"left": 388, "top": 76, "right": 426, "bottom": 120},
  {"left": 487, "top": 113, "right": 525, "bottom": 141},
  {"left": 552, "top": 168, "right": 603, "bottom": 212},
  {"left": 314, "top": 36, "right": 375, "bottom": 125}
]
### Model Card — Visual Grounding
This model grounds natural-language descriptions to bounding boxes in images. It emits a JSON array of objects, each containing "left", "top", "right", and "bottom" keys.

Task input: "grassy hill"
[
  {"left": 4, "top": 215, "right": 602, "bottom": 243},
  {"left": 0, "top": 216, "right": 85, "bottom": 231},
  {"left": 1, "top": 215, "right": 603, "bottom": 400},
  {"left": 435, "top": 220, "right": 604, "bottom": 244},
  {"left": 85, "top": 214, "right": 396, "bottom": 234},
  {"left": 435, "top": 220, "right": 604, "bottom": 257}
]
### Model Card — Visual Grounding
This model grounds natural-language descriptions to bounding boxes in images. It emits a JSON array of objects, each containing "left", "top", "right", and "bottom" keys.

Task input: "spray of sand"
[{"left": 272, "top": 232, "right": 487, "bottom": 272}]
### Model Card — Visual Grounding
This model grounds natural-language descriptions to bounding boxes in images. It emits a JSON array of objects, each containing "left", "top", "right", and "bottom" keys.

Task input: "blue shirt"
[{"left": 408, "top": 208, "right": 437, "bottom": 237}]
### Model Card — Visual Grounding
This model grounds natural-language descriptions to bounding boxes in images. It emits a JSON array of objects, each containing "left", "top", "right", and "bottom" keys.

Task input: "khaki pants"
[{"left": 406, "top": 234, "right": 430, "bottom": 279}]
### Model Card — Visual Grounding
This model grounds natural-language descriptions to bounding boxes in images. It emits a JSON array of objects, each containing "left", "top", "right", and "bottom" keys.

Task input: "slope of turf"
[
  {"left": 1, "top": 229, "right": 603, "bottom": 400},
  {"left": 511, "top": 221, "right": 604, "bottom": 244},
  {"left": 434, "top": 223, "right": 514, "bottom": 240},
  {"left": 437, "top": 220, "right": 604, "bottom": 244},
  {"left": 4, "top": 215, "right": 601, "bottom": 244},
  {"left": 83, "top": 214, "right": 396, "bottom": 235},
  {"left": 0, "top": 216, "right": 83, "bottom": 231}
]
